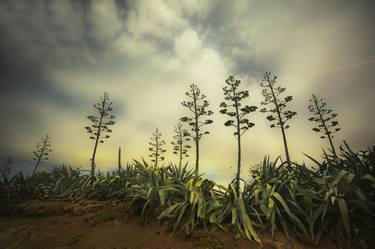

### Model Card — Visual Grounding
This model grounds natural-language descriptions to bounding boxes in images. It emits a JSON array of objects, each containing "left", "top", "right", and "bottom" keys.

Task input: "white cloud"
[
  {"left": 88, "top": 0, "right": 123, "bottom": 42},
  {"left": 174, "top": 29, "right": 202, "bottom": 62},
  {"left": 112, "top": 33, "right": 157, "bottom": 58},
  {"left": 126, "top": 0, "right": 187, "bottom": 41},
  {"left": 48, "top": 0, "right": 84, "bottom": 43}
]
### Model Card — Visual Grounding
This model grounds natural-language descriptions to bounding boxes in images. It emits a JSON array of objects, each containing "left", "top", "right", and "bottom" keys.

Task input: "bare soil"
[{"left": 0, "top": 200, "right": 336, "bottom": 249}]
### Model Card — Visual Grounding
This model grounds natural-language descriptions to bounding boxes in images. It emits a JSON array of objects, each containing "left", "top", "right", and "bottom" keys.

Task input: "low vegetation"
[{"left": 1, "top": 144, "right": 374, "bottom": 248}]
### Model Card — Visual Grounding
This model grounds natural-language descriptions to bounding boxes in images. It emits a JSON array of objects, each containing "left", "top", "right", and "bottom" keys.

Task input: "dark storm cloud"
[
  {"left": 0, "top": 44, "right": 85, "bottom": 109},
  {"left": 0, "top": 0, "right": 105, "bottom": 157},
  {"left": 0, "top": 0, "right": 141, "bottom": 105},
  {"left": 0, "top": 0, "right": 89, "bottom": 101},
  {"left": 0, "top": 28, "right": 85, "bottom": 156}
]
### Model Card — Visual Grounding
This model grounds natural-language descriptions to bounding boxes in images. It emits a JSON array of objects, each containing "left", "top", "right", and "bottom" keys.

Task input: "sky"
[{"left": 0, "top": 0, "right": 374, "bottom": 181}]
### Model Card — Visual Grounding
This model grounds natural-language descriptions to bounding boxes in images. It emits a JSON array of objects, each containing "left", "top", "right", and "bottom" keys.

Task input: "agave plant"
[
  {"left": 245, "top": 146, "right": 375, "bottom": 248},
  {"left": 305, "top": 143, "right": 375, "bottom": 248},
  {"left": 166, "top": 163, "right": 195, "bottom": 184},
  {"left": 246, "top": 159, "right": 311, "bottom": 242},
  {"left": 211, "top": 183, "right": 261, "bottom": 243},
  {"left": 158, "top": 178, "right": 226, "bottom": 234},
  {"left": 46, "top": 165, "right": 82, "bottom": 198},
  {"left": 123, "top": 160, "right": 172, "bottom": 222},
  {"left": 0, "top": 172, "right": 45, "bottom": 215}
]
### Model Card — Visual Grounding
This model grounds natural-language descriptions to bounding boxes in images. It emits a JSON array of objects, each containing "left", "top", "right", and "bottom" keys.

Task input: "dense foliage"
[{"left": 1, "top": 143, "right": 374, "bottom": 248}]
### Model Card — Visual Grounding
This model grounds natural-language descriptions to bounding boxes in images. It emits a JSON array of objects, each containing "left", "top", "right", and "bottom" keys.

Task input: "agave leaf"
[
  {"left": 270, "top": 208, "right": 276, "bottom": 238},
  {"left": 174, "top": 203, "right": 188, "bottom": 234},
  {"left": 331, "top": 170, "right": 348, "bottom": 187},
  {"left": 272, "top": 192, "right": 309, "bottom": 238},
  {"left": 197, "top": 194, "right": 204, "bottom": 219},
  {"left": 141, "top": 199, "right": 151, "bottom": 217},
  {"left": 159, "top": 189, "right": 165, "bottom": 206},
  {"left": 147, "top": 187, "right": 153, "bottom": 199},
  {"left": 190, "top": 190, "right": 196, "bottom": 204},
  {"left": 338, "top": 198, "right": 351, "bottom": 237},
  {"left": 266, "top": 198, "right": 275, "bottom": 220},
  {"left": 355, "top": 188, "right": 367, "bottom": 202},
  {"left": 288, "top": 199, "right": 307, "bottom": 218},
  {"left": 158, "top": 203, "right": 182, "bottom": 219},
  {"left": 361, "top": 174, "right": 375, "bottom": 184},
  {"left": 277, "top": 210, "right": 292, "bottom": 241},
  {"left": 309, "top": 206, "right": 324, "bottom": 243},
  {"left": 231, "top": 206, "right": 237, "bottom": 225},
  {"left": 346, "top": 173, "right": 355, "bottom": 183}
]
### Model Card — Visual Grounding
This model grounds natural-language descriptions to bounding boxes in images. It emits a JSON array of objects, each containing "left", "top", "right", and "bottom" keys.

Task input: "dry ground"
[{"left": 0, "top": 200, "right": 336, "bottom": 249}]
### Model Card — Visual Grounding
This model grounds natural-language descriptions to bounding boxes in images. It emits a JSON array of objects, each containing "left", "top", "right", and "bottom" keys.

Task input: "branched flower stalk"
[
  {"left": 181, "top": 84, "right": 213, "bottom": 177},
  {"left": 148, "top": 128, "right": 167, "bottom": 167},
  {"left": 85, "top": 92, "right": 115, "bottom": 177},
  {"left": 308, "top": 94, "right": 341, "bottom": 156},
  {"left": 220, "top": 75, "right": 257, "bottom": 194},
  {"left": 171, "top": 122, "right": 191, "bottom": 168},
  {"left": 32, "top": 135, "right": 52, "bottom": 175},
  {"left": 260, "top": 72, "right": 297, "bottom": 169}
]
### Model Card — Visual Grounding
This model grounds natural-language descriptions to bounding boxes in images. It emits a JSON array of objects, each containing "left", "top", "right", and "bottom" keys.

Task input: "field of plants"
[{"left": 1, "top": 142, "right": 374, "bottom": 248}]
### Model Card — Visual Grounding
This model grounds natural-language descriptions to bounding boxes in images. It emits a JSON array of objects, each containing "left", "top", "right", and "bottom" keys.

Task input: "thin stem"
[
  {"left": 267, "top": 78, "right": 291, "bottom": 169},
  {"left": 155, "top": 130, "right": 159, "bottom": 167},
  {"left": 118, "top": 147, "right": 122, "bottom": 171},
  {"left": 91, "top": 97, "right": 106, "bottom": 177},
  {"left": 232, "top": 85, "right": 242, "bottom": 194},
  {"left": 192, "top": 88, "right": 199, "bottom": 178},
  {"left": 32, "top": 136, "right": 48, "bottom": 175},
  {"left": 313, "top": 96, "right": 337, "bottom": 156},
  {"left": 179, "top": 126, "right": 183, "bottom": 168}
]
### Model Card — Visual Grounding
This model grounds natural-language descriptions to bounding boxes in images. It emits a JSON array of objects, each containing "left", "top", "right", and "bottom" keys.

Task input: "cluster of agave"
[
  {"left": 1, "top": 143, "right": 374, "bottom": 248},
  {"left": 245, "top": 142, "right": 375, "bottom": 248}
]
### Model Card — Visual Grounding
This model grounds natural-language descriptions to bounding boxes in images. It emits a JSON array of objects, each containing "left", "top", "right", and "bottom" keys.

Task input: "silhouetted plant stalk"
[
  {"left": 0, "top": 157, "right": 13, "bottom": 180},
  {"left": 260, "top": 72, "right": 297, "bottom": 169},
  {"left": 118, "top": 147, "right": 122, "bottom": 171},
  {"left": 85, "top": 92, "right": 115, "bottom": 177},
  {"left": 171, "top": 122, "right": 191, "bottom": 168},
  {"left": 220, "top": 76, "right": 257, "bottom": 194},
  {"left": 148, "top": 128, "right": 167, "bottom": 167},
  {"left": 308, "top": 94, "right": 341, "bottom": 156},
  {"left": 32, "top": 134, "right": 52, "bottom": 175},
  {"left": 181, "top": 84, "right": 213, "bottom": 177}
]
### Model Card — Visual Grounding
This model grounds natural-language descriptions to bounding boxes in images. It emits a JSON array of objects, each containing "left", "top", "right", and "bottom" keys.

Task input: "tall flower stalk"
[{"left": 220, "top": 75, "right": 257, "bottom": 193}]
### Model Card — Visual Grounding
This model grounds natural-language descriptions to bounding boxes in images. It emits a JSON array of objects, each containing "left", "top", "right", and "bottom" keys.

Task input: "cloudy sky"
[{"left": 0, "top": 0, "right": 374, "bottom": 180}]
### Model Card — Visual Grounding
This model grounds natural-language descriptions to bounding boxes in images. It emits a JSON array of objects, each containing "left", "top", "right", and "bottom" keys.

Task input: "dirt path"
[{"left": 0, "top": 200, "right": 334, "bottom": 249}]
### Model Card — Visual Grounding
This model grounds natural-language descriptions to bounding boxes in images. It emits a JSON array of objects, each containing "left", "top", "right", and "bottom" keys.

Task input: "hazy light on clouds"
[{"left": 0, "top": 0, "right": 374, "bottom": 182}]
